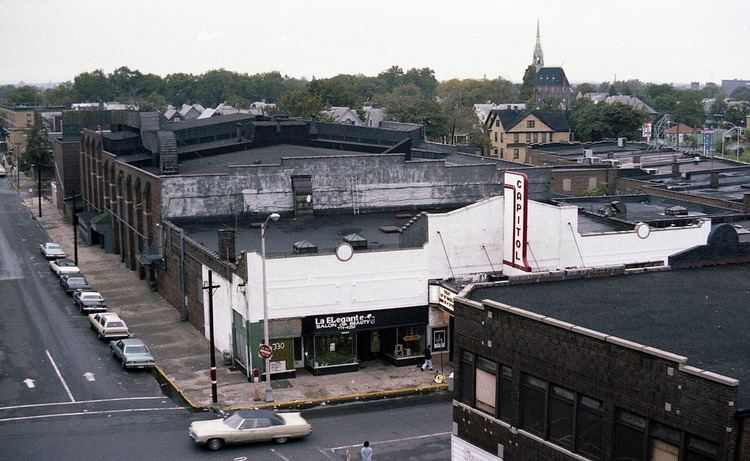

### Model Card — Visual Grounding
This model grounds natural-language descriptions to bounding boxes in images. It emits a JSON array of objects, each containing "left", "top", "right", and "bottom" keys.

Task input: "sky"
[{"left": 1, "top": 0, "right": 748, "bottom": 86}]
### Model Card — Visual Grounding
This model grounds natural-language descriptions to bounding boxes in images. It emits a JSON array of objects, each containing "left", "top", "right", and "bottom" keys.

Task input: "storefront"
[{"left": 302, "top": 306, "right": 428, "bottom": 375}]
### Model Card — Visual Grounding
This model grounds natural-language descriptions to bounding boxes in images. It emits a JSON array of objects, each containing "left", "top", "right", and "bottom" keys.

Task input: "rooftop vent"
[
  {"left": 664, "top": 205, "right": 689, "bottom": 216},
  {"left": 293, "top": 240, "right": 318, "bottom": 254},
  {"left": 343, "top": 233, "right": 368, "bottom": 249}
]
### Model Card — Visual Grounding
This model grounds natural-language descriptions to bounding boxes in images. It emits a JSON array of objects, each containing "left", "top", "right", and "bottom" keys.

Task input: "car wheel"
[
  {"left": 274, "top": 437, "right": 289, "bottom": 444},
  {"left": 206, "top": 438, "right": 224, "bottom": 451},
  {"left": 97, "top": 332, "right": 102, "bottom": 340}
]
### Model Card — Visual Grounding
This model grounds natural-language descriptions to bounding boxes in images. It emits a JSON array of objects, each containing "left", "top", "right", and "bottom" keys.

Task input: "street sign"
[{"left": 258, "top": 344, "right": 273, "bottom": 360}]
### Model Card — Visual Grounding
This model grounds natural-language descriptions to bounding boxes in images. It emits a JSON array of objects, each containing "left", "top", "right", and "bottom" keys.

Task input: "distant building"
[
  {"left": 321, "top": 106, "right": 363, "bottom": 126},
  {"left": 721, "top": 79, "right": 750, "bottom": 96},
  {"left": 363, "top": 105, "right": 385, "bottom": 128},
  {"left": 530, "top": 22, "right": 572, "bottom": 108},
  {"left": 473, "top": 103, "right": 527, "bottom": 125},
  {"left": 485, "top": 109, "right": 571, "bottom": 163}
]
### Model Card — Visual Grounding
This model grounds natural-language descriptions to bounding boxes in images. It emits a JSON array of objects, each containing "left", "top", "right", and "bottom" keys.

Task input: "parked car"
[
  {"left": 60, "top": 274, "right": 91, "bottom": 294},
  {"left": 0, "top": 166, "right": 6, "bottom": 177},
  {"left": 49, "top": 258, "right": 80, "bottom": 277},
  {"left": 110, "top": 338, "right": 155, "bottom": 369},
  {"left": 40, "top": 242, "right": 66, "bottom": 259},
  {"left": 189, "top": 410, "right": 312, "bottom": 450},
  {"left": 73, "top": 290, "right": 107, "bottom": 313},
  {"left": 89, "top": 312, "right": 129, "bottom": 340}
]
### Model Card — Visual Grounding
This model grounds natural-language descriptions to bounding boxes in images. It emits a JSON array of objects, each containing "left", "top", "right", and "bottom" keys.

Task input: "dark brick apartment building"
[{"left": 452, "top": 235, "right": 750, "bottom": 460}]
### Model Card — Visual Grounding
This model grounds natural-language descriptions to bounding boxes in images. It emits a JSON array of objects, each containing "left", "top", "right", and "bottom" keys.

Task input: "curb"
[
  {"left": 226, "top": 383, "right": 450, "bottom": 411},
  {"left": 153, "top": 365, "right": 203, "bottom": 411}
]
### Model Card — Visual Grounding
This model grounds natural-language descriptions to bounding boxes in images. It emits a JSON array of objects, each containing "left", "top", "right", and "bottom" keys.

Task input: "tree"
[
  {"left": 437, "top": 77, "right": 513, "bottom": 107},
  {"left": 403, "top": 67, "right": 438, "bottom": 98},
  {"left": 142, "top": 91, "right": 168, "bottom": 112},
  {"left": 569, "top": 99, "right": 644, "bottom": 142},
  {"left": 574, "top": 83, "right": 597, "bottom": 95},
  {"left": 6, "top": 85, "right": 41, "bottom": 105},
  {"left": 276, "top": 89, "right": 323, "bottom": 118},
  {"left": 519, "top": 66, "right": 537, "bottom": 106},
  {"left": 73, "top": 70, "right": 113, "bottom": 102},
  {"left": 377, "top": 66, "right": 405, "bottom": 93},
  {"left": 163, "top": 73, "right": 198, "bottom": 105},
  {"left": 731, "top": 87, "right": 750, "bottom": 102},
  {"left": 44, "top": 82, "right": 75, "bottom": 107},
  {"left": 700, "top": 82, "right": 722, "bottom": 99},
  {"left": 309, "top": 76, "right": 362, "bottom": 108},
  {"left": 21, "top": 117, "right": 52, "bottom": 172},
  {"left": 376, "top": 84, "right": 446, "bottom": 138}
]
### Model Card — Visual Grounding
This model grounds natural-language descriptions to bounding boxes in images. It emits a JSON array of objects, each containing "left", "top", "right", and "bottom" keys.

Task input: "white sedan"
[
  {"left": 189, "top": 410, "right": 312, "bottom": 450},
  {"left": 49, "top": 258, "right": 80, "bottom": 277},
  {"left": 0, "top": 166, "right": 6, "bottom": 177},
  {"left": 40, "top": 242, "right": 66, "bottom": 259}
]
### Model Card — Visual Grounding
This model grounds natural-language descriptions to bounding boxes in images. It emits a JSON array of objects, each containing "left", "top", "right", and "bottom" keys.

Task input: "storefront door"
[{"left": 357, "top": 331, "right": 371, "bottom": 361}]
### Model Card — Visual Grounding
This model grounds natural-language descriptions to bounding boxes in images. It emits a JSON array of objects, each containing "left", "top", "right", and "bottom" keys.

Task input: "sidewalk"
[{"left": 13, "top": 173, "right": 451, "bottom": 410}]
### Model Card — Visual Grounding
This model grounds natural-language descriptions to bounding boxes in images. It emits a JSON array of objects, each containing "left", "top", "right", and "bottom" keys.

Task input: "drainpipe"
[{"left": 179, "top": 228, "right": 188, "bottom": 321}]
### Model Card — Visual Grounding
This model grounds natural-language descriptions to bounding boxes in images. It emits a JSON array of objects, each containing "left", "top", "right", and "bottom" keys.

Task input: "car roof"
[
  {"left": 118, "top": 338, "right": 146, "bottom": 346},
  {"left": 80, "top": 291, "right": 102, "bottom": 296},
  {"left": 233, "top": 410, "right": 281, "bottom": 420}
]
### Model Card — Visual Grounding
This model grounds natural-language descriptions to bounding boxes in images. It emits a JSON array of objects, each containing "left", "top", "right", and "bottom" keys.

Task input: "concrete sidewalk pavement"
[{"left": 11, "top": 173, "right": 451, "bottom": 410}]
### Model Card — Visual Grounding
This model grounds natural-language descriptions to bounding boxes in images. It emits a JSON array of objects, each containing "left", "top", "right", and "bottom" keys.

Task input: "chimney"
[
  {"left": 744, "top": 193, "right": 750, "bottom": 214},
  {"left": 671, "top": 156, "right": 680, "bottom": 175},
  {"left": 710, "top": 171, "right": 720, "bottom": 188},
  {"left": 633, "top": 155, "right": 641, "bottom": 165},
  {"left": 218, "top": 229, "right": 236, "bottom": 262}
]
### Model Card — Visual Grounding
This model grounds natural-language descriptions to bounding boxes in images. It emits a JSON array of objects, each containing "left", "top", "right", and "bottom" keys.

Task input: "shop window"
[
  {"left": 549, "top": 385, "right": 574, "bottom": 448},
  {"left": 576, "top": 396, "right": 604, "bottom": 459},
  {"left": 306, "top": 333, "right": 355, "bottom": 368},
  {"left": 381, "top": 325, "right": 424, "bottom": 359},
  {"left": 614, "top": 410, "right": 647, "bottom": 461},
  {"left": 460, "top": 351, "right": 475, "bottom": 405},
  {"left": 520, "top": 374, "right": 546, "bottom": 435},
  {"left": 498, "top": 366, "right": 512, "bottom": 421},
  {"left": 475, "top": 357, "right": 497, "bottom": 414},
  {"left": 650, "top": 423, "right": 681, "bottom": 461}
]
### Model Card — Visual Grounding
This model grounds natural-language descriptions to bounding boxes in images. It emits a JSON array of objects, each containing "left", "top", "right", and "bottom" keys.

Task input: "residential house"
[
  {"left": 485, "top": 109, "right": 571, "bottom": 163},
  {"left": 322, "top": 106, "right": 363, "bottom": 126}
]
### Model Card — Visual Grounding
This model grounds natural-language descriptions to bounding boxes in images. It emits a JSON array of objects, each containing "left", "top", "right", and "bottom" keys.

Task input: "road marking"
[
  {"left": 45, "top": 350, "right": 75, "bottom": 403},
  {"left": 269, "top": 449, "right": 291, "bottom": 461},
  {"left": 83, "top": 372, "right": 96, "bottom": 382},
  {"left": 0, "top": 406, "right": 188, "bottom": 423},
  {"left": 23, "top": 379, "right": 36, "bottom": 389},
  {"left": 316, "top": 448, "right": 334, "bottom": 460},
  {"left": 0, "top": 396, "right": 168, "bottom": 412},
  {"left": 327, "top": 431, "right": 452, "bottom": 452}
]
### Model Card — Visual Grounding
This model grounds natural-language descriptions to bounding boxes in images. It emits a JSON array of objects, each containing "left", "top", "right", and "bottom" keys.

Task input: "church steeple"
[{"left": 533, "top": 18, "right": 544, "bottom": 71}]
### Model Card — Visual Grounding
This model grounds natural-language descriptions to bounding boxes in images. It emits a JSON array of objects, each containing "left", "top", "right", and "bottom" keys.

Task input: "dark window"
[
  {"left": 500, "top": 133, "right": 504, "bottom": 143},
  {"left": 495, "top": 119, "right": 499, "bottom": 127},
  {"left": 527, "top": 120, "right": 535, "bottom": 128},
  {"left": 494, "top": 132, "right": 498, "bottom": 142},
  {"left": 520, "top": 374, "right": 546, "bottom": 435},
  {"left": 686, "top": 435, "right": 718, "bottom": 461},
  {"left": 548, "top": 385, "right": 574, "bottom": 448},
  {"left": 650, "top": 423, "right": 680, "bottom": 460},
  {"left": 500, "top": 148, "right": 504, "bottom": 158},
  {"left": 460, "top": 351, "right": 474, "bottom": 405},
  {"left": 513, "top": 149, "right": 519, "bottom": 159},
  {"left": 514, "top": 133, "right": 519, "bottom": 143},
  {"left": 494, "top": 148, "right": 498, "bottom": 157},
  {"left": 498, "top": 366, "right": 512, "bottom": 421},
  {"left": 526, "top": 133, "right": 531, "bottom": 144},
  {"left": 533, "top": 132, "right": 539, "bottom": 143},
  {"left": 542, "top": 132, "right": 547, "bottom": 143},
  {"left": 576, "top": 396, "right": 604, "bottom": 459},
  {"left": 614, "top": 411, "right": 646, "bottom": 461}
]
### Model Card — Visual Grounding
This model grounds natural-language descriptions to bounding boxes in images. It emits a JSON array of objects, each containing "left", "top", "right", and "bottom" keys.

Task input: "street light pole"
[
  {"left": 36, "top": 163, "right": 42, "bottom": 218},
  {"left": 260, "top": 212, "right": 280, "bottom": 402}
]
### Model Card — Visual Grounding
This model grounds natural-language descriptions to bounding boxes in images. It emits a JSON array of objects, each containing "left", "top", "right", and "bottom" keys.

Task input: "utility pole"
[
  {"left": 70, "top": 193, "right": 81, "bottom": 265},
  {"left": 202, "top": 270, "right": 221, "bottom": 404},
  {"left": 37, "top": 163, "right": 42, "bottom": 217},
  {"left": 14, "top": 142, "right": 20, "bottom": 190}
]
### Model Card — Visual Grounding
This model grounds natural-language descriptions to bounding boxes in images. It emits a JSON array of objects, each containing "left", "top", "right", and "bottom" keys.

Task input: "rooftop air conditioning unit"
[
  {"left": 632, "top": 163, "right": 642, "bottom": 169},
  {"left": 617, "top": 137, "right": 627, "bottom": 148},
  {"left": 584, "top": 149, "right": 594, "bottom": 158},
  {"left": 643, "top": 168, "right": 659, "bottom": 175},
  {"left": 591, "top": 157, "right": 602, "bottom": 164}
]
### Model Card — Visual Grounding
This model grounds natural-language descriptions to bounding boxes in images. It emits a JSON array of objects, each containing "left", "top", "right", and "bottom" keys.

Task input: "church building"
[{"left": 532, "top": 21, "right": 573, "bottom": 109}]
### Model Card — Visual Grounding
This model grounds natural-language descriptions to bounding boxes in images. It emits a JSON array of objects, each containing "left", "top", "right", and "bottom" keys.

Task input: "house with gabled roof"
[{"left": 484, "top": 109, "right": 571, "bottom": 163}]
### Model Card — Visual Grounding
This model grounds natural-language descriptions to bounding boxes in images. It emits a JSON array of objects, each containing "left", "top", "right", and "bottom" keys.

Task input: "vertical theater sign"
[{"left": 503, "top": 171, "right": 531, "bottom": 273}]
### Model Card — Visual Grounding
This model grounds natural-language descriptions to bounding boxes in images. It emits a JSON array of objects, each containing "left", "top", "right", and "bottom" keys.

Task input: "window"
[
  {"left": 542, "top": 132, "right": 547, "bottom": 143},
  {"left": 650, "top": 423, "right": 681, "bottom": 461},
  {"left": 533, "top": 133, "right": 539, "bottom": 143},
  {"left": 686, "top": 435, "right": 718, "bottom": 461},
  {"left": 576, "top": 396, "right": 604, "bottom": 459},
  {"left": 495, "top": 119, "right": 499, "bottom": 127},
  {"left": 562, "top": 178, "right": 572, "bottom": 192},
  {"left": 460, "top": 351, "right": 475, "bottom": 405},
  {"left": 498, "top": 366, "right": 512, "bottom": 420},
  {"left": 520, "top": 374, "right": 546, "bottom": 435},
  {"left": 526, "top": 133, "right": 531, "bottom": 144},
  {"left": 475, "top": 357, "right": 497, "bottom": 414},
  {"left": 527, "top": 120, "right": 535, "bottom": 128},
  {"left": 513, "top": 149, "right": 519, "bottom": 159},
  {"left": 514, "top": 133, "right": 519, "bottom": 143},
  {"left": 493, "top": 148, "right": 498, "bottom": 157},
  {"left": 549, "top": 385, "right": 574, "bottom": 448},
  {"left": 495, "top": 132, "right": 498, "bottom": 142},
  {"left": 614, "top": 411, "right": 646, "bottom": 461},
  {"left": 500, "top": 148, "right": 504, "bottom": 158},
  {"left": 500, "top": 133, "right": 504, "bottom": 143}
]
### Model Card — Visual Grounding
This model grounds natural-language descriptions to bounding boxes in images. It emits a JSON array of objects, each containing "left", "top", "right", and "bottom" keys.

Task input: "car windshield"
[
  {"left": 126, "top": 345, "right": 148, "bottom": 354},
  {"left": 223, "top": 413, "right": 244, "bottom": 430}
]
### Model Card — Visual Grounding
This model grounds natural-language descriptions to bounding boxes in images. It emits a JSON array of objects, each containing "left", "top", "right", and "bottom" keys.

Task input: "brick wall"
[
  {"left": 453, "top": 298, "right": 740, "bottom": 460},
  {"left": 550, "top": 168, "right": 616, "bottom": 195}
]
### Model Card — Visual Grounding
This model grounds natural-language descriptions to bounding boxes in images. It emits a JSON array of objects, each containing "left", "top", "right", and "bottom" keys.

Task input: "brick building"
[{"left": 452, "top": 234, "right": 750, "bottom": 460}]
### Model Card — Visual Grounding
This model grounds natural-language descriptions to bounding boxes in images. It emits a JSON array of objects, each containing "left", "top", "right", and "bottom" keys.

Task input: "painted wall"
[
  {"left": 159, "top": 154, "right": 501, "bottom": 218},
  {"left": 200, "top": 266, "right": 247, "bottom": 354}
]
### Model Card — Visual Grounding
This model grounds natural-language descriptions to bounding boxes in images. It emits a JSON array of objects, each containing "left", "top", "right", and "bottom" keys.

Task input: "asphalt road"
[
  {"left": 0, "top": 177, "right": 169, "bottom": 411},
  {"left": 0, "top": 394, "right": 452, "bottom": 461}
]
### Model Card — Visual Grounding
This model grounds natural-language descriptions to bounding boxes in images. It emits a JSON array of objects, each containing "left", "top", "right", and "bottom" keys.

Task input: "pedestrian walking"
[
  {"left": 421, "top": 345, "right": 433, "bottom": 371},
  {"left": 361, "top": 440, "right": 373, "bottom": 461}
]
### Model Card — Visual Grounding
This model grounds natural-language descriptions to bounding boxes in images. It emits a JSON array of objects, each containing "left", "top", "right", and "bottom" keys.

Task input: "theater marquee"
[{"left": 503, "top": 171, "right": 531, "bottom": 272}]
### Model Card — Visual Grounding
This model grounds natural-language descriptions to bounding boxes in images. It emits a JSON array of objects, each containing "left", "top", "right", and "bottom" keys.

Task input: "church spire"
[{"left": 533, "top": 18, "right": 544, "bottom": 71}]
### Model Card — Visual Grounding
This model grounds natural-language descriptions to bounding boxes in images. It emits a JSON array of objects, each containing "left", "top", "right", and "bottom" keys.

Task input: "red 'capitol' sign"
[{"left": 503, "top": 171, "right": 531, "bottom": 272}]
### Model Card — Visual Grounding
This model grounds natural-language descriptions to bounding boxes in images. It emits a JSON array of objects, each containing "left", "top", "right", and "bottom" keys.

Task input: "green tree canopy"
[
  {"left": 21, "top": 117, "right": 52, "bottom": 171},
  {"left": 6, "top": 85, "right": 41, "bottom": 105},
  {"left": 731, "top": 87, "right": 750, "bottom": 102},
  {"left": 437, "top": 77, "right": 513, "bottom": 107},
  {"left": 73, "top": 70, "right": 113, "bottom": 102},
  {"left": 519, "top": 65, "right": 537, "bottom": 106},
  {"left": 569, "top": 100, "right": 645, "bottom": 142},
  {"left": 276, "top": 89, "right": 323, "bottom": 118}
]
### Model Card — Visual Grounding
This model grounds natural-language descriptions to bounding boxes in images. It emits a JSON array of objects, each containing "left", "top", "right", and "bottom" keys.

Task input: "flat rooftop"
[
  {"left": 468, "top": 264, "right": 750, "bottom": 409},
  {"left": 557, "top": 194, "right": 737, "bottom": 224},
  {"left": 637, "top": 168, "right": 750, "bottom": 202},
  {"left": 175, "top": 208, "right": 452, "bottom": 257},
  {"left": 177, "top": 144, "right": 377, "bottom": 174}
]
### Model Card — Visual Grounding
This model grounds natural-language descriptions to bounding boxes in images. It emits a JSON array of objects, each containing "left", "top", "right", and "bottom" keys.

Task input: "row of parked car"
[{"left": 41, "top": 242, "right": 155, "bottom": 369}]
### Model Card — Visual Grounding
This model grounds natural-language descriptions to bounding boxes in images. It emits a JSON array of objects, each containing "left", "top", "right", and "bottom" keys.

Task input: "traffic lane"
[{"left": 0, "top": 184, "right": 163, "bottom": 407}]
